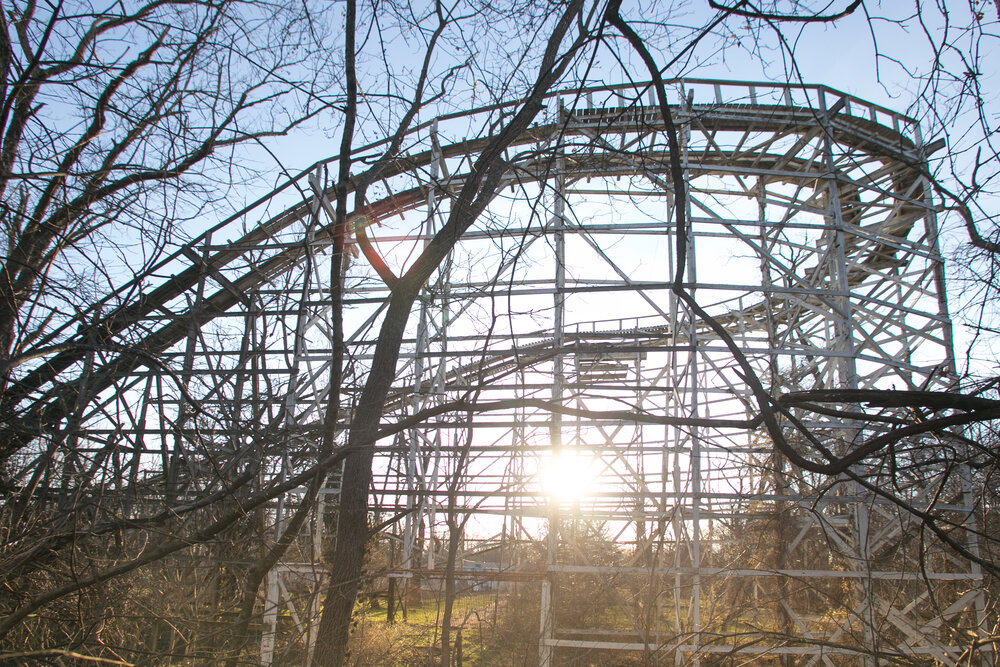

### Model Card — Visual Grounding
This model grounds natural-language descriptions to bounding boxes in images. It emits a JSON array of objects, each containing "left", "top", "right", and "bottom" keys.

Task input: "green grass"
[{"left": 347, "top": 590, "right": 532, "bottom": 666}]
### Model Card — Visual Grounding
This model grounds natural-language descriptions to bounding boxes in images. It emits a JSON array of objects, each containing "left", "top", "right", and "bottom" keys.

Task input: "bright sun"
[{"left": 539, "top": 450, "right": 598, "bottom": 502}]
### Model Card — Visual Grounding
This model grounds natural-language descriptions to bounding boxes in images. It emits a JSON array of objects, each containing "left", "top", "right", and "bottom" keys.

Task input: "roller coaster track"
[{"left": 0, "top": 80, "right": 935, "bottom": 448}]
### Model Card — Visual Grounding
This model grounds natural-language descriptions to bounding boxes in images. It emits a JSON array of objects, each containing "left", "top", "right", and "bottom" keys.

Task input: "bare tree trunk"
[
  {"left": 310, "top": 5, "right": 590, "bottom": 663},
  {"left": 440, "top": 517, "right": 463, "bottom": 667},
  {"left": 441, "top": 415, "right": 475, "bottom": 667},
  {"left": 312, "top": 294, "right": 418, "bottom": 666}
]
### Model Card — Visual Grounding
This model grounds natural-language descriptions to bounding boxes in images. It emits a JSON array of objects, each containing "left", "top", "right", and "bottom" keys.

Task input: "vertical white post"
[
  {"left": 539, "top": 105, "right": 566, "bottom": 667},
  {"left": 259, "top": 570, "right": 280, "bottom": 666},
  {"left": 821, "top": 92, "right": 876, "bottom": 665}
]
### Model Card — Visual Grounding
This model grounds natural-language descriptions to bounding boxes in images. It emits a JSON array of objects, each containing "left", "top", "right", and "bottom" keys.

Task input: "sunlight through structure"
[
  {"left": 8, "top": 79, "right": 987, "bottom": 664},
  {"left": 539, "top": 450, "right": 600, "bottom": 504}
]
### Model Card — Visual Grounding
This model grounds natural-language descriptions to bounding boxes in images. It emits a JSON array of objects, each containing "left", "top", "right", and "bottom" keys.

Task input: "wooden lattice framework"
[{"left": 4, "top": 79, "right": 988, "bottom": 665}]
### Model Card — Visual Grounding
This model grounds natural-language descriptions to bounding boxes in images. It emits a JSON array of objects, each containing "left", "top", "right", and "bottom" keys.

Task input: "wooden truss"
[{"left": 5, "top": 79, "right": 986, "bottom": 665}]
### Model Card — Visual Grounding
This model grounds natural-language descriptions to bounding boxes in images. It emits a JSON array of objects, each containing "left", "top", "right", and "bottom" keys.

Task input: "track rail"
[{"left": 2, "top": 79, "right": 933, "bottom": 446}]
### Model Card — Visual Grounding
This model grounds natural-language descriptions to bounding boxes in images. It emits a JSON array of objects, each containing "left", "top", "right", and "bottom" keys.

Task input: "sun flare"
[{"left": 539, "top": 450, "right": 598, "bottom": 502}]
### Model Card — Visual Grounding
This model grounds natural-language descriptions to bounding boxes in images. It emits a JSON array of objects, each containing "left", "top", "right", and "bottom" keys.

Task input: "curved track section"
[{"left": 3, "top": 80, "right": 981, "bottom": 664}]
